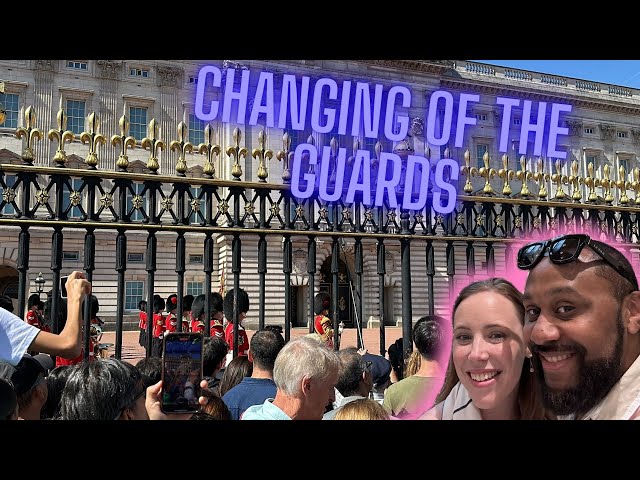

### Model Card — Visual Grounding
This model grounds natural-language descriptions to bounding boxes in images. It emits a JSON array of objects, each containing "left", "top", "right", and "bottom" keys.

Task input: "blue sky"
[{"left": 472, "top": 60, "right": 640, "bottom": 89}]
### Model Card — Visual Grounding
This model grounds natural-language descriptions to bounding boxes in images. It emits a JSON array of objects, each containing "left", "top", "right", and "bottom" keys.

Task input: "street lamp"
[{"left": 34, "top": 272, "right": 45, "bottom": 296}]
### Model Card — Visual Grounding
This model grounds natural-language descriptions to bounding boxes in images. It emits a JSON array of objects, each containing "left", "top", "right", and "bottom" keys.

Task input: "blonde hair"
[
  {"left": 334, "top": 399, "right": 390, "bottom": 420},
  {"left": 404, "top": 350, "right": 422, "bottom": 377}
]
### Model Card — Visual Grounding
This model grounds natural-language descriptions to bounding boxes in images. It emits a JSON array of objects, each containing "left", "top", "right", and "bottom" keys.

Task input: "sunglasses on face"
[{"left": 517, "top": 234, "right": 639, "bottom": 291}]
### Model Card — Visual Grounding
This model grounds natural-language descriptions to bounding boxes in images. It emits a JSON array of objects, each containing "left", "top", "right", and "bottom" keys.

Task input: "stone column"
[
  {"left": 96, "top": 61, "right": 123, "bottom": 171},
  {"left": 33, "top": 60, "right": 55, "bottom": 165},
  {"left": 157, "top": 65, "right": 183, "bottom": 175}
]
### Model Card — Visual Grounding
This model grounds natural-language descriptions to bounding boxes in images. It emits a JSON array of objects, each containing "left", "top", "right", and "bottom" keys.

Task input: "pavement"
[{"left": 100, "top": 326, "right": 405, "bottom": 365}]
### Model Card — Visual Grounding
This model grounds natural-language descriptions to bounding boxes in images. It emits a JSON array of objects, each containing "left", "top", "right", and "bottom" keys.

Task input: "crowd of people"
[{"left": 1, "top": 231, "right": 639, "bottom": 420}]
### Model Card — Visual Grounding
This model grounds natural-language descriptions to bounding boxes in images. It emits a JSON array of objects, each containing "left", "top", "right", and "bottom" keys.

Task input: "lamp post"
[{"left": 34, "top": 271, "right": 45, "bottom": 297}]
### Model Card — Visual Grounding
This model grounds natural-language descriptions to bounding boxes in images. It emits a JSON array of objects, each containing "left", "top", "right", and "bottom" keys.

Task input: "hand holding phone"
[{"left": 161, "top": 332, "right": 203, "bottom": 414}]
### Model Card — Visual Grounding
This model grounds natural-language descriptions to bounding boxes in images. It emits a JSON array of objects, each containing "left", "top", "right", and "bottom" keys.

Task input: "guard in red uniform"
[
  {"left": 190, "top": 292, "right": 225, "bottom": 338},
  {"left": 55, "top": 294, "right": 101, "bottom": 366},
  {"left": 223, "top": 288, "right": 250, "bottom": 359},
  {"left": 164, "top": 294, "right": 178, "bottom": 333},
  {"left": 314, "top": 292, "right": 334, "bottom": 349},
  {"left": 138, "top": 299, "right": 148, "bottom": 348},
  {"left": 182, "top": 294, "right": 194, "bottom": 332},
  {"left": 152, "top": 295, "right": 166, "bottom": 357}
]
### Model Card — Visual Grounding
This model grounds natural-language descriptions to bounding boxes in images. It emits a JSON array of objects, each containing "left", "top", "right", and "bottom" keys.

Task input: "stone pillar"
[
  {"left": 96, "top": 61, "right": 123, "bottom": 171},
  {"left": 157, "top": 65, "right": 183, "bottom": 175},
  {"left": 33, "top": 60, "right": 55, "bottom": 165}
]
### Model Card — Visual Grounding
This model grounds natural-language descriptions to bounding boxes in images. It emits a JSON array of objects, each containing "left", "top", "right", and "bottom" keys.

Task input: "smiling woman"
[{"left": 421, "top": 277, "right": 548, "bottom": 420}]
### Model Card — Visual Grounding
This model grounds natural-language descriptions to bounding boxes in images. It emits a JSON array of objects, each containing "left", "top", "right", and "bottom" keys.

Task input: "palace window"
[
  {"left": 129, "top": 106, "right": 148, "bottom": 141},
  {"left": 0, "top": 93, "right": 19, "bottom": 129},
  {"left": 62, "top": 251, "right": 79, "bottom": 261},
  {"left": 67, "top": 61, "right": 88, "bottom": 71},
  {"left": 66, "top": 100, "right": 86, "bottom": 136},
  {"left": 186, "top": 282, "right": 203, "bottom": 296},
  {"left": 128, "top": 252, "right": 144, "bottom": 263},
  {"left": 126, "top": 183, "right": 147, "bottom": 221},
  {"left": 125, "top": 281, "right": 144, "bottom": 311},
  {"left": 476, "top": 143, "right": 489, "bottom": 168},
  {"left": 1, "top": 174, "right": 16, "bottom": 215},
  {"left": 129, "top": 68, "right": 149, "bottom": 78},
  {"left": 189, "top": 113, "right": 206, "bottom": 146},
  {"left": 62, "top": 178, "right": 83, "bottom": 218}
]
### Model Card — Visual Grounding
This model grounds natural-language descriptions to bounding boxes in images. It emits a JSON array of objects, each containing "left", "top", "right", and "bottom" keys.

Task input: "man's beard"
[{"left": 531, "top": 312, "right": 624, "bottom": 417}]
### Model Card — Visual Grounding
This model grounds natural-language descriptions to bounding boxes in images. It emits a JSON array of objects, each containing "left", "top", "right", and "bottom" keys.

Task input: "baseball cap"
[
  {"left": 363, "top": 353, "right": 392, "bottom": 388},
  {"left": 0, "top": 354, "right": 53, "bottom": 397}
]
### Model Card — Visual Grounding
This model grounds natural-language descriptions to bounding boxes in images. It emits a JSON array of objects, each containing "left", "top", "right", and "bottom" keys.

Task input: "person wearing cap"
[
  {"left": 363, "top": 353, "right": 392, "bottom": 404},
  {"left": 151, "top": 295, "right": 166, "bottom": 358},
  {"left": 313, "top": 292, "right": 334, "bottom": 349},
  {"left": 518, "top": 233, "right": 640, "bottom": 420},
  {"left": 0, "top": 354, "right": 54, "bottom": 420},
  {"left": 0, "top": 271, "right": 91, "bottom": 366}
]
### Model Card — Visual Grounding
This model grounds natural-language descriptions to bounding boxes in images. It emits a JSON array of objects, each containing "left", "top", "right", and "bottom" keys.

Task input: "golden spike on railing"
[
  {"left": 478, "top": 150, "right": 496, "bottom": 195},
  {"left": 515, "top": 155, "right": 531, "bottom": 198},
  {"left": 582, "top": 161, "right": 598, "bottom": 202},
  {"left": 15, "top": 106, "right": 43, "bottom": 165},
  {"left": 460, "top": 149, "right": 474, "bottom": 193},
  {"left": 498, "top": 153, "right": 514, "bottom": 196},
  {"left": 569, "top": 160, "right": 582, "bottom": 201},
  {"left": 170, "top": 121, "right": 193, "bottom": 177},
  {"left": 80, "top": 112, "right": 106, "bottom": 170},
  {"left": 111, "top": 108, "right": 136, "bottom": 172},
  {"left": 197, "top": 124, "right": 220, "bottom": 179},
  {"left": 48, "top": 100, "right": 74, "bottom": 167},
  {"left": 533, "top": 158, "right": 548, "bottom": 199},
  {"left": 633, "top": 167, "right": 640, "bottom": 205},
  {"left": 252, "top": 129, "right": 273, "bottom": 182},
  {"left": 551, "top": 159, "right": 568, "bottom": 200},
  {"left": 615, "top": 164, "right": 630, "bottom": 205},
  {"left": 226, "top": 127, "right": 248, "bottom": 181},
  {"left": 276, "top": 132, "right": 292, "bottom": 183},
  {"left": 141, "top": 118, "right": 165, "bottom": 174},
  {"left": 600, "top": 164, "right": 614, "bottom": 204}
]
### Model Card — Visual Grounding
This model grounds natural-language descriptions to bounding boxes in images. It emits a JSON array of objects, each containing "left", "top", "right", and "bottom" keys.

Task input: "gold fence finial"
[
  {"left": 170, "top": 121, "right": 193, "bottom": 177},
  {"left": 632, "top": 167, "right": 640, "bottom": 205},
  {"left": 515, "top": 155, "right": 531, "bottom": 198},
  {"left": 582, "top": 161, "right": 598, "bottom": 202},
  {"left": 226, "top": 127, "right": 247, "bottom": 180},
  {"left": 111, "top": 108, "right": 136, "bottom": 172},
  {"left": 533, "top": 157, "right": 548, "bottom": 199},
  {"left": 48, "top": 98, "right": 74, "bottom": 167},
  {"left": 551, "top": 159, "right": 568, "bottom": 200},
  {"left": 498, "top": 153, "right": 514, "bottom": 196},
  {"left": 601, "top": 164, "right": 614, "bottom": 204},
  {"left": 277, "top": 131, "right": 292, "bottom": 183},
  {"left": 569, "top": 160, "right": 582, "bottom": 201},
  {"left": 616, "top": 164, "right": 630, "bottom": 205},
  {"left": 461, "top": 149, "right": 474, "bottom": 193},
  {"left": 80, "top": 112, "right": 106, "bottom": 169},
  {"left": 141, "top": 118, "right": 164, "bottom": 174},
  {"left": 197, "top": 123, "right": 220, "bottom": 179},
  {"left": 478, "top": 150, "right": 496, "bottom": 195},
  {"left": 15, "top": 106, "right": 43, "bottom": 165},
  {"left": 252, "top": 128, "right": 273, "bottom": 182}
]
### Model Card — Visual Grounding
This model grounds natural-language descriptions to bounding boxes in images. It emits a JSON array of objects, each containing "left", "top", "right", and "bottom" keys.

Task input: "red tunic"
[
  {"left": 139, "top": 311, "right": 148, "bottom": 330},
  {"left": 165, "top": 313, "right": 178, "bottom": 333},
  {"left": 224, "top": 323, "right": 249, "bottom": 357},
  {"left": 153, "top": 313, "right": 166, "bottom": 338},
  {"left": 314, "top": 314, "right": 334, "bottom": 348}
]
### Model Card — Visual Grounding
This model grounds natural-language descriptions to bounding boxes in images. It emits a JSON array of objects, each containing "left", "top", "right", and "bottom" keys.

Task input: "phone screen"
[
  {"left": 161, "top": 333, "right": 203, "bottom": 413},
  {"left": 60, "top": 276, "right": 69, "bottom": 298}
]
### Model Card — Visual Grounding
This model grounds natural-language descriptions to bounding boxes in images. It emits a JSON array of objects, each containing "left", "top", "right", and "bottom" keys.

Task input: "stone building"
[{"left": 1, "top": 59, "right": 639, "bottom": 329}]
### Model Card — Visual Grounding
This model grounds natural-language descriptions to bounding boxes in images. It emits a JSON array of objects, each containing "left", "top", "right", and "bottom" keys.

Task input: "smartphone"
[
  {"left": 60, "top": 276, "right": 69, "bottom": 299},
  {"left": 161, "top": 332, "right": 203, "bottom": 414}
]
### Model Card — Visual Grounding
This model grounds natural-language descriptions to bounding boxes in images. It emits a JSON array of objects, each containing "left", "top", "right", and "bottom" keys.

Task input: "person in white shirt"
[{"left": 0, "top": 271, "right": 91, "bottom": 366}]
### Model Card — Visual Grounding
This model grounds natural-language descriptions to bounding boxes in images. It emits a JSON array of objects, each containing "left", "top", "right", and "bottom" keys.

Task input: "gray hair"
[{"left": 273, "top": 337, "right": 340, "bottom": 396}]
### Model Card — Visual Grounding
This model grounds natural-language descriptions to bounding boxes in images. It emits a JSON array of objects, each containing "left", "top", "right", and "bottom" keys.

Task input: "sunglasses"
[{"left": 517, "top": 234, "right": 638, "bottom": 291}]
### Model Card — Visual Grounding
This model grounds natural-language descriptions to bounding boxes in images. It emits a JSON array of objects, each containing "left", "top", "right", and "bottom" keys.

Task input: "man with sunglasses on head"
[{"left": 518, "top": 233, "right": 640, "bottom": 420}]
